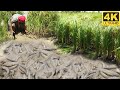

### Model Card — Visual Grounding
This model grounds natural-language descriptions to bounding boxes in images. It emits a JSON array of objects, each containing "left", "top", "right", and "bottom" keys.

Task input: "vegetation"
[
  {"left": 0, "top": 11, "right": 14, "bottom": 42},
  {"left": 27, "top": 11, "right": 59, "bottom": 37},
  {"left": 1, "top": 11, "right": 120, "bottom": 64},
  {"left": 27, "top": 11, "right": 120, "bottom": 63}
]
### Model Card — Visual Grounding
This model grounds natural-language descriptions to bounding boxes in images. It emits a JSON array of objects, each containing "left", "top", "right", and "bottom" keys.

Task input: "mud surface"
[{"left": 0, "top": 34, "right": 120, "bottom": 79}]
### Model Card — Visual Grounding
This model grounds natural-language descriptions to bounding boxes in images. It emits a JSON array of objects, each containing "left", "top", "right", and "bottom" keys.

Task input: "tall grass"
[
  {"left": 72, "top": 20, "right": 78, "bottom": 52},
  {"left": 27, "top": 11, "right": 59, "bottom": 37}
]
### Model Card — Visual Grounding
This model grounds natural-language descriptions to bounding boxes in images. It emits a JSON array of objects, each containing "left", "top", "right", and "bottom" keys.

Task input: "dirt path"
[{"left": 0, "top": 34, "right": 120, "bottom": 79}]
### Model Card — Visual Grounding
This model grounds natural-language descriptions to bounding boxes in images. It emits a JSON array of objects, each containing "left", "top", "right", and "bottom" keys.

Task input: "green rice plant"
[
  {"left": 72, "top": 20, "right": 78, "bottom": 52},
  {"left": 116, "top": 29, "right": 120, "bottom": 47},
  {"left": 64, "top": 22, "right": 70, "bottom": 45},
  {"left": 95, "top": 28, "right": 101, "bottom": 57},
  {"left": 113, "top": 28, "right": 120, "bottom": 64},
  {"left": 79, "top": 26, "right": 85, "bottom": 50},
  {"left": 114, "top": 47, "right": 120, "bottom": 64},
  {"left": 56, "top": 22, "right": 61, "bottom": 43},
  {"left": 59, "top": 22, "right": 66, "bottom": 45},
  {"left": 77, "top": 26, "right": 81, "bottom": 51},
  {"left": 86, "top": 27, "right": 94, "bottom": 51},
  {"left": 101, "top": 27, "right": 116, "bottom": 60},
  {"left": 102, "top": 29, "right": 109, "bottom": 59},
  {"left": 107, "top": 29, "right": 115, "bottom": 59}
]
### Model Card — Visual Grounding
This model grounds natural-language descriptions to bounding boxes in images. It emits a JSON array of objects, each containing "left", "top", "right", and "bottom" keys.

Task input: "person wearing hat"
[{"left": 8, "top": 13, "right": 28, "bottom": 39}]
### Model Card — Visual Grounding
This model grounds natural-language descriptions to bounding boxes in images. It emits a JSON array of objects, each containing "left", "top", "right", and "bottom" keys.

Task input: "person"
[{"left": 8, "top": 13, "right": 28, "bottom": 39}]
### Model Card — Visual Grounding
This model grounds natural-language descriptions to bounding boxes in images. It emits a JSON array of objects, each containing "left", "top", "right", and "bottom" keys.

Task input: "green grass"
[{"left": 57, "top": 45, "right": 73, "bottom": 54}]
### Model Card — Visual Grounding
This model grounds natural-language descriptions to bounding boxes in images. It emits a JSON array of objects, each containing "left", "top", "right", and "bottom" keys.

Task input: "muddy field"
[{"left": 0, "top": 34, "right": 120, "bottom": 79}]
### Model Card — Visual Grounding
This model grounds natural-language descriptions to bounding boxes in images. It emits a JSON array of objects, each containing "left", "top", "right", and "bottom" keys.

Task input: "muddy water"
[{"left": 0, "top": 34, "right": 120, "bottom": 79}]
